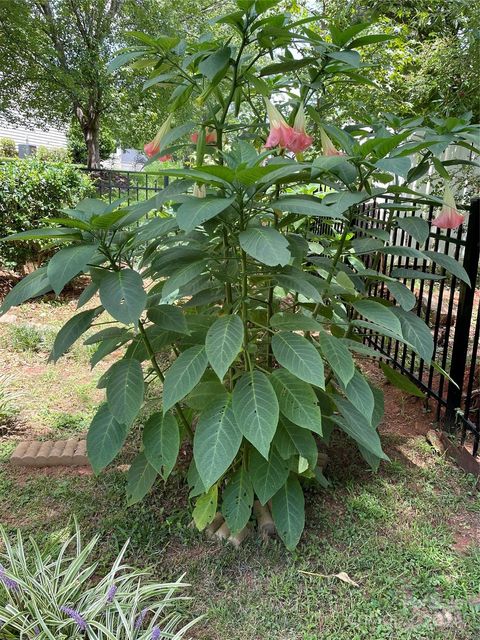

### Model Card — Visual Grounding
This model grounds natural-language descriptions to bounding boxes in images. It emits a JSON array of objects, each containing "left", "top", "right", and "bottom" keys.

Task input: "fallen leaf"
[
  {"left": 334, "top": 571, "right": 359, "bottom": 587},
  {"left": 298, "top": 569, "right": 359, "bottom": 587}
]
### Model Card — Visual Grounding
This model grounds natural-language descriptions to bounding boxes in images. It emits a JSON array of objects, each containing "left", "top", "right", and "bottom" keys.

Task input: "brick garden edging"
[{"left": 10, "top": 438, "right": 89, "bottom": 467}]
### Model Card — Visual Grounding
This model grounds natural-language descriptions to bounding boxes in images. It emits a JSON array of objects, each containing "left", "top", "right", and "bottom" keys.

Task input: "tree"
[
  {"left": 0, "top": 0, "right": 222, "bottom": 167},
  {"left": 318, "top": 0, "right": 480, "bottom": 122}
]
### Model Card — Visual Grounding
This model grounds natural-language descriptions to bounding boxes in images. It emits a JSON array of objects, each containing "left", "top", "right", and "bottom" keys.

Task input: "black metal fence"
[
  {"left": 87, "top": 169, "right": 480, "bottom": 459},
  {"left": 82, "top": 168, "right": 169, "bottom": 204},
  {"left": 355, "top": 197, "right": 480, "bottom": 459}
]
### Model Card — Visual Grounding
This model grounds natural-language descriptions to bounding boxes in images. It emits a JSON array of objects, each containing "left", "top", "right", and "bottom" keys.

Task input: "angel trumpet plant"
[{"left": 1, "top": 0, "right": 476, "bottom": 551}]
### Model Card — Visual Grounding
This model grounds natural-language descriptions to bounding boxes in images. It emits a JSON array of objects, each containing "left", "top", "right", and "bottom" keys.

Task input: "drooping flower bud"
[
  {"left": 191, "top": 128, "right": 217, "bottom": 145},
  {"left": 320, "top": 128, "right": 343, "bottom": 157},
  {"left": 144, "top": 114, "right": 174, "bottom": 161},
  {"left": 431, "top": 185, "right": 465, "bottom": 230}
]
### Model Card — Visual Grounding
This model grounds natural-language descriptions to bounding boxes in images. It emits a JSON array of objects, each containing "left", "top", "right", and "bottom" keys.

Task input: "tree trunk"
[
  {"left": 84, "top": 118, "right": 101, "bottom": 169},
  {"left": 75, "top": 104, "right": 101, "bottom": 169}
]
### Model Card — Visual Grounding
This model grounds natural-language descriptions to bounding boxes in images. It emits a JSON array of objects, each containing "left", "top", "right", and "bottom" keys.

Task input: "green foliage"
[
  {"left": 0, "top": 524, "right": 201, "bottom": 638},
  {"left": 0, "top": 137, "right": 17, "bottom": 157},
  {"left": 0, "top": 159, "right": 93, "bottom": 269},
  {"left": 0, "top": 374, "right": 19, "bottom": 425},
  {"left": 36, "top": 146, "right": 71, "bottom": 163},
  {"left": 1, "top": 0, "right": 478, "bottom": 550}
]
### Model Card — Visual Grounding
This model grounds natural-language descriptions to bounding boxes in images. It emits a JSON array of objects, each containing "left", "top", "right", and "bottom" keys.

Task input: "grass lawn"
[{"left": 0, "top": 294, "right": 479, "bottom": 640}]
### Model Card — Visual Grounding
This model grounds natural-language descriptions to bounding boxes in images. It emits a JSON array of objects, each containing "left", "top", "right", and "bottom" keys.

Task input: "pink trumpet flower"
[
  {"left": 144, "top": 114, "right": 174, "bottom": 161},
  {"left": 289, "top": 103, "right": 313, "bottom": 154},
  {"left": 431, "top": 185, "right": 465, "bottom": 229},
  {"left": 191, "top": 128, "right": 217, "bottom": 145},
  {"left": 264, "top": 98, "right": 312, "bottom": 154},
  {"left": 320, "top": 128, "right": 343, "bottom": 157}
]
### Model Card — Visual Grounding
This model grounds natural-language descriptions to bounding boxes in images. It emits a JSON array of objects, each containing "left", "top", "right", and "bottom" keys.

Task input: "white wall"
[{"left": 0, "top": 118, "right": 67, "bottom": 149}]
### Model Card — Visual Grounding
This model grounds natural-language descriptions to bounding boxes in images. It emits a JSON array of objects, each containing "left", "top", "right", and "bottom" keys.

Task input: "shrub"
[
  {"left": 0, "top": 138, "right": 17, "bottom": 158},
  {"left": 36, "top": 145, "right": 71, "bottom": 163},
  {"left": 0, "top": 525, "right": 201, "bottom": 639},
  {"left": 0, "top": 158, "right": 93, "bottom": 270},
  {"left": 0, "top": 0, "right": 478, "bottom": 549}
]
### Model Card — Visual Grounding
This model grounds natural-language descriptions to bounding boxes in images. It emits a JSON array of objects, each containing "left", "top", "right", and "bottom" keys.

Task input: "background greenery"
[{"left": 0, "top": 159, "right": 93, "bottom": 270}]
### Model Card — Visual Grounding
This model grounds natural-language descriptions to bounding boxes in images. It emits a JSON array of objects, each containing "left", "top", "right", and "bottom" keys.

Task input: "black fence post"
[{"left": 445, "top": 197, "right": 480, "bottom": 429}]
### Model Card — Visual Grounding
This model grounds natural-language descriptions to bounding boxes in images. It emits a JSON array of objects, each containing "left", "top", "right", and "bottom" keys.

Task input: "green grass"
[{"left": 0, "top": 436, "right": 478, "bottom": 640}]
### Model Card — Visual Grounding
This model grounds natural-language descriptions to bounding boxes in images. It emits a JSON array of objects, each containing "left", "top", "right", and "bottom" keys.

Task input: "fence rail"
[{"left": 87, "top": 168, "right": 480, "bottom": 459}]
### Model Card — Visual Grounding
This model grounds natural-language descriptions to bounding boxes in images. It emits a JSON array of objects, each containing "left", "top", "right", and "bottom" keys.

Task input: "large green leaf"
[
  {"left": 185, "top": 380, "right": 228, "bottom": 410},
  {"left": 275, "top": 271, "right": 323, "bottom": 303},
  {"left": 270, "top": 312, "right": 323, "bottom": 332},
  {"left": 205, "top": 314, "right": 244, "bottom": 380},
  {"left": 321, "top": 190, "right": 381, "bottom": 216},
  {"left": 163, "top": 345, "right": 208, "bottom": 412},
  {"left": 353, "top": 300, "right": 402, "bottom": 335},
  {"left": 380, "top": 362, "right": 425, "bottom": 398},
  {"left": 126, "top": 452, "right": 158, "bottom": 505},
  {"left": 270, "top": 369, "right": 322, "bottom": 434},
  {"left": 1, "top": 227, "right": 81, "bottom": 242},
  {"left": 239, "top": 227, "right": 291, "bottom": 266},
  {"left": 272, "top": 332, "right": 325, "bottom": 388},
  {"left": 49, "top": 307, "right": 102, "bottom": 363},
  {"left": 318, "top": 332, "right": 355, "bottom": 386},
  {"left": 142, "top": 411, "right": 180, "bottom": 480},
  {"left": 249, "top": 447, "right": 290, "bottom": 506},
  {"left": 131, "top": 217, "right": 178, "bottom": 247},
  {"left": 99, "top": 269, "right": 146, "bottom": 325},
  {"left": 341, "top": 368, "right": 374, "bottom": 422},
  {"left": 193, "top": 484, "right": 218, "bottom": 530},
  {"left": 86, "top": 403, "right": 129, "bottom": 474},
  {"left": 273, "top": 195, "right": 346, "bottom": 219},
  {"left": 106, "top": 359, "right": 144, "bottom": 425},
  {"left": 391, "top": 307, "right": 434, "bottom": 362},
  {"left": 423, "top": 251, "right": 470, "bottom": 286},
  {"left": 221, "top": 467, "right": 254, "bottom": 535},
  {"left": 47, "top": 244, "right": 98, "bottom": 295},
  {"left": 386, "top": 281, "right": 416, "bottom": 311},
  {"left": 333, "top": 396, "right": 389, "bottom": 460},
  {"left": 232, "top": 371, "right": 279, "bottom": 459},
  {"left": 193, "top": 397, "right": 242, "bottom": 489},
  {"left": 162, "top": 260, "right": 208, "bottom": 299},
  {"left": 279, "top": 420, "right": 318, "bottom": 470},
  {"left": 0, "top": 267, "right": 52, "bottom": 314},
  {"left": 147, "top": 304, "right": 189, "bottom": 334},
  {"left": 271, "top": 476, "right": 305, "bottom": 551},
  {"left": 199, "top": 46, "right": 231, "bottom": 81},
  {"left": 176, "top": 196, "right": 234, "bottom": 233},
  {"left": 375, "top": 157, "right": 411, "bottom": 178},
  {"left": 397, "top": 217, "right": 430, "bottom": 245}
]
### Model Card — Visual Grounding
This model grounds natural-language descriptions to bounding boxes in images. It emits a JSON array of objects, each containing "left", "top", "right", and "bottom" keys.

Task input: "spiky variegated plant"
[
  {"left": 0, "top": 525, "right": 200, "bottom": 639},
  {"left": 0, "top": 0, "right": 477, "bottom": 549}
]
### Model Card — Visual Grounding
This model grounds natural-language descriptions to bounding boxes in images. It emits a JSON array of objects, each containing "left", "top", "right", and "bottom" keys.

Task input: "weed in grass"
[
  {"left": 7, "top": 324, "right": 56, "bottom": 353},
  {"left": 0, "top": 374, "right": 19, "bottom": 427},
  {"left": 49, "top": 411, "right": 91, "bottom": 434}
]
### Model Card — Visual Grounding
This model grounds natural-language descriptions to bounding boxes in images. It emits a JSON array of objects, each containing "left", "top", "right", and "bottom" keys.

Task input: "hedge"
[{"left": 0, "top": 158, "right": 93, "bottom": 270}]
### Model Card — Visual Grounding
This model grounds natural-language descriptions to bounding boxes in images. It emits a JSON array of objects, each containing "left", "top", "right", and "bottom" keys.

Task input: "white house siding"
[{"left": 0, "top": 118, "right": 67, "bottom": 149}]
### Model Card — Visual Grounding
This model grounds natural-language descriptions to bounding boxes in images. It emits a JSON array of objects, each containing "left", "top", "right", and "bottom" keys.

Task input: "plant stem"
[
  {"left": 138, "top": 322, "right": 193, "bottom": 439},
  {"left": 312, "top": 217, "right": 351, "bottom": 319}
]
